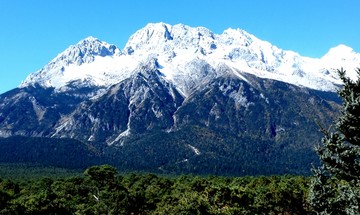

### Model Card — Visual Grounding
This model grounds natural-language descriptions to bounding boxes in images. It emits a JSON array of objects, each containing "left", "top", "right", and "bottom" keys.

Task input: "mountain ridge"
[{"left": 19, "top": 22, "right": 360, "bottom": 95}]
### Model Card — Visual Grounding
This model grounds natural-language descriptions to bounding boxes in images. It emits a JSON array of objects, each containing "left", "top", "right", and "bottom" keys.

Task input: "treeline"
[
  {"left": 0, "top": 163, "right": 81, "bottom": 180},
  {"left": 0, "top": 165, "right": 313, "bottom": 215},
  {"left": 0, "top": 132, "right": 320, "bottom": 176},
  {"left": 0, "top": 136, "right": 106, "bottom": 170}
]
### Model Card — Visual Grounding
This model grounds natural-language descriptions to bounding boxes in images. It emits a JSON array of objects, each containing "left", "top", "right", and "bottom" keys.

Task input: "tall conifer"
[{"left": 309, "top": 68, "right": 360, "bottom": 214}]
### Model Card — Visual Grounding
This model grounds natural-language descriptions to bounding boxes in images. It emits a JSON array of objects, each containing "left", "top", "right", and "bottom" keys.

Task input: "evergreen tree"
[{"left": 309, "top": 68, "right": 360, "bottom": 214}]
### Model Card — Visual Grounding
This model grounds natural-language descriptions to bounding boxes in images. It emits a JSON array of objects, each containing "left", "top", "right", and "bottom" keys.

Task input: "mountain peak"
[
  {"left": 329, "top": 44, "right": 353, "bottom": 52},
  {"left": 61, "top": 37, "right": 120, "bottom": 65},
  {"left": 322, "top": 44, "right": 357, "bottom": 61},
  {"left": 81, "top": 36, "right": 100, "bottom": 42},
  {"left": 124, "top": 22, "right": 217, "bottom": 56},
  {"left": 124, "top": 22, "right": 173, "bottom": 54},
  {"left": 20, "top": 37, "right": 123, "bottom": 89}
]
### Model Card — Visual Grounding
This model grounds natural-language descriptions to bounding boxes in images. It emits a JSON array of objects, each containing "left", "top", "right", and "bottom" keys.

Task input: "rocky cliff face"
[{"left": 51, "top": 62, "right": 185, "bottom": 145}]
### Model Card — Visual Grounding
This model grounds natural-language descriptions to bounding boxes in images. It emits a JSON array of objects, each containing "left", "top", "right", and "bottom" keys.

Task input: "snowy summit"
[{"left": 21, "top": 22, "right": 360, "bottom": 94}]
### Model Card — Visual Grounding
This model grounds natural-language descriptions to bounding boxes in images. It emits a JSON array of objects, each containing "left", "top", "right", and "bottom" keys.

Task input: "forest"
[{"left": 0, "top": 164, "right": 312, "bottom": 215}]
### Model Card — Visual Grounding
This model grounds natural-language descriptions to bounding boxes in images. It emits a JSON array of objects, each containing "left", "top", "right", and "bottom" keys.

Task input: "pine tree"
[{"left": 309, "top": 68, "right": 360, "bottom": 214}]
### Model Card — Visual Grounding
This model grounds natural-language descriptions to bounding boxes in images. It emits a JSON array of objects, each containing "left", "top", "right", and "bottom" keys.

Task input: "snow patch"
[
  {"left": 152, "top": 106, "right": 163, "bottom": 118},
  {"left": 88, "top": 135, "right": 95, "bottom": 141},
  {"left": 187, "top": 144, "right": 201, "bottom": 155},
  {"left": 260, "top": 93, "right": 269, "bottom": 104},
  {"left": 109, "top": 128, "right": 130, "bottom": 146}
]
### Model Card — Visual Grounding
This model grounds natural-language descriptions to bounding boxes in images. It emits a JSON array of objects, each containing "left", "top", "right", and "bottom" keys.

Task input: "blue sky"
[{"left": 0, "top": 0, "right": 359, "bottom": 93}]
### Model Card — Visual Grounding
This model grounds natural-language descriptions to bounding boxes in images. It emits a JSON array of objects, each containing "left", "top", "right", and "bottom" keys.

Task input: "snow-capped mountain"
[
  {"left": 1, "top": 22, "right": 357, "bottom": 175},
  {"left": 20, "top": 22, "right": 360, "bottom": 95}
]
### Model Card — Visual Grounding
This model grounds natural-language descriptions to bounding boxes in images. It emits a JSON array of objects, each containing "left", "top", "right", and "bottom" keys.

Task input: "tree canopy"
[{"left": 0, "top": 166, "right": 312, "bottom": 214}]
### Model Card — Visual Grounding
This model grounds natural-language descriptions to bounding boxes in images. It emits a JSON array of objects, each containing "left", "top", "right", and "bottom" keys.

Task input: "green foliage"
[
  {"left": 0, "top": 165, "right": 313, "bottom": 214},
  {"left": 309, "top": 68, "right": 360, "bottom": 214},
  {"left": 84, "top": 164, "right": 117, "bottom": 185},
  {"left": 0, "top": 163, "right": 81, "bottom": 180}
]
